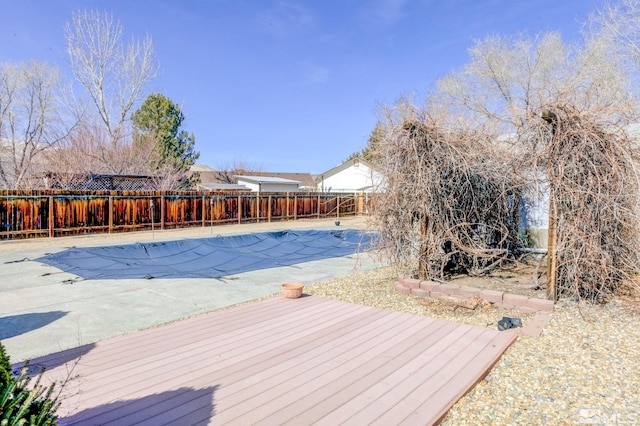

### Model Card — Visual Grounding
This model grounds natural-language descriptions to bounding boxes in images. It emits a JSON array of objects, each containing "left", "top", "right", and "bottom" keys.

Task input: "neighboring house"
[
  {"left": 235, "top": 175, "right": 302, "bottom": 193},
  {"left": 241, "top": 172, "right": 316, "bottom": 191},
  {"left": 189, "top": 164, "right": 217, "bottom": 183},
  {"left": 315, "top": 158, "right": 384, "bottom": 193},
  {"left": 191, "top": 159, "right": 387, "bottom": 194},
  {"left": 196, "top": 182, "right": 251, "bottom": 192},
  {"left": 190, "top": 164, "right": 317, "bottom": 191}
]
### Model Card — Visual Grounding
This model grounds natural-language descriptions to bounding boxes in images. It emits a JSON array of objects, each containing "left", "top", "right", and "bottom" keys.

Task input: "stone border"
[{"left": 395, "top": 276, "right": 554, "bottom": 313}]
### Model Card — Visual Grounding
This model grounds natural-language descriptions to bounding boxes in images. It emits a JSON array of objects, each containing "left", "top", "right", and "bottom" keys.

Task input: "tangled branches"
[
  {"left": 371, "top": 115, "right": 522, "bottom": 280},
  {"left": 540, "top": 107, "right": 640, "bottom": 302},
  {"left": 372, "top": 105, "right": 640, "bottom": 303}
]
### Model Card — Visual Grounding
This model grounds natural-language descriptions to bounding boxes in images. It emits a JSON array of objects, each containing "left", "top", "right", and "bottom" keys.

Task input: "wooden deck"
[{"left": 29, "top": 295, "right": 517, "bottom": 425}]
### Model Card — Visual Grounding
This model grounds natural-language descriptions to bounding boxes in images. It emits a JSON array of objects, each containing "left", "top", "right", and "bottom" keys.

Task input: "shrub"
[
  {"left": 0, "top": 342, "right": 59, "bottom": 426},
  {"left": 0, "top": 344, "right": 11, "bottom": 387}
]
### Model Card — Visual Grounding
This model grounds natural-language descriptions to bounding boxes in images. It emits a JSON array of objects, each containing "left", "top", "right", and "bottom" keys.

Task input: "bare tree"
[
  {"left": 436, "top": 32, "right": 569, "bottom": 133},
  {"left": 64, "top": 9, "right": 158, "bottom": 171},
  {"left": 212, "top": 160, "right": 265, "bottom": 184},
  {"left": 43, "top": 118, "right": 165, "bottom": 189},
  {"left": 45, "top": 120, "right": 198, "bottom": 190},
  {"left": 591, "top": 0, "right": 640, "bottom": 73},
  {"left": 0, "top": 61, "right": 73, "bottom": 189}
]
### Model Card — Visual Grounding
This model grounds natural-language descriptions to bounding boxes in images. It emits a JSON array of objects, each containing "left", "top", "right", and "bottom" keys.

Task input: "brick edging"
[{"left": 395, "top": 276, "right": 554, "bottom": 312}]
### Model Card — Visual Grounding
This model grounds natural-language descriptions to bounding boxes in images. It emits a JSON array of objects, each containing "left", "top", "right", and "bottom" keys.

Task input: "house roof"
[
  {"left": 190, "top": 165, "right": 316, "bottom": 188},
  {"left": 315, "top": 157, "right": 379, "bottom": 180},
  {"left": 190, "top": 164, "right": 217, "bottom": 172},
  {"left": 234, "top": 175, "right": 302, "bottom": 185},
  {"left": 196, "top": 183, "right": 250, "bottom": 191},
  {"left": 240, "top": 172, "right": 316, "bottom": 188}
]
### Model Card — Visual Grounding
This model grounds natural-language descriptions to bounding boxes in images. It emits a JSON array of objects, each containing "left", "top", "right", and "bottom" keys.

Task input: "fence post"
[
  {"left": 160, "top": 195, "right": 165, "bottom": 230},
  {"left": 108, "top": 195, "right": 113, "bottom": 234},
  {"left": 202, "top": 195, "right": 206, "bottom": 227},
  {"left": 238, "top": 194, "right": 242, "bottom": 224},
  {"left": 48, "top": 196, "right": 54, "bottom": 238},
  {"left": 358, "top": 192, "right": 364, "bottom": 215},
  {"left": 294, "top": 194, "right": 297, "bottom": 221},
  {"left": 286, "top": 192, "right": 290, "bottom": 220},
  {"left": 337, "top": 194, "right": 340, "bottom": 218},
  {"left": 257, "top": 193, "right": 260, "bottom": 223},
  {"left": 268, "top": 195, "right": 272, "bottom": 222},
  {"left": 317, "top": 194, "right": 321, "bottom": 219},
  {"left": 132, "top": 196, "right": 137, "bottom": 229},
  {"left": 210, "top": 196, "right": 214, "bottom": 228}
]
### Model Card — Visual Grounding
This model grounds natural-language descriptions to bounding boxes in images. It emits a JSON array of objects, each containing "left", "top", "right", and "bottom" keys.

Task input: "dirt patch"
[{"left": 444, "top": 254, "right": 547, "bottom": 299}]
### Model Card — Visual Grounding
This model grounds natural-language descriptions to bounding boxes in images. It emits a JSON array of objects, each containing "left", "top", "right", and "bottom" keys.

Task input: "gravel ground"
[
  {"left": 306, "top": 267, "right": 640, "bottom": 425},
  {"left": 7, "top": 218, "right": 637, "bottom": 424}
]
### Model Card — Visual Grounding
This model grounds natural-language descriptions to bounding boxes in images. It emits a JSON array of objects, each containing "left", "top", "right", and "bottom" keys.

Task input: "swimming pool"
[{"left": 37, "top": 229, "right": 377, "bottom": 280}]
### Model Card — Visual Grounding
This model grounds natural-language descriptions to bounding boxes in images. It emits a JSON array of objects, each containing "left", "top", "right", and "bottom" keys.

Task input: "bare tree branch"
[
  {"left": 0, "top": 61, "right": 73, "bottom": 188},
  {"left": 65, "top": 9, "right": 158, "bottom": 157}
]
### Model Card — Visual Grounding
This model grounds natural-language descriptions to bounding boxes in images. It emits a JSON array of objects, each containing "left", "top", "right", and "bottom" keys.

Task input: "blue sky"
[{"left": 1, "top": 0, "right": 604, "bottom": 174}]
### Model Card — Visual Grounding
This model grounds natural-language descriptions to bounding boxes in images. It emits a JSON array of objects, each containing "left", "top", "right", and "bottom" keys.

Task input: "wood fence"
[{"left": 0, "top": 190, "right": 367, "bottom": 240}]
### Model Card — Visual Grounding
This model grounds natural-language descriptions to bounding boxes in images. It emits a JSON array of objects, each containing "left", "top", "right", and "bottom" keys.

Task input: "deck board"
[{"left": 28, "top": 295, "right": 516, "bottom": 425}]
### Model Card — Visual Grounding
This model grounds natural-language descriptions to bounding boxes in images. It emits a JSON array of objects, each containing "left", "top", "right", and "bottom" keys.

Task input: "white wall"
[
  {"left": 240, "top": 181, "right": 260, "bottom": 192},
  {"left": 519, "top": 178, "right": 549, "bottom": 248},
  {"left": 321, "top": 163, "right": 383, "bottom": 193},
  {"left": 236, "top": 178, "right": 299, "bottom": 193},
  {"left": 259, "top": 183, "right": 300, "bottom": 192}
]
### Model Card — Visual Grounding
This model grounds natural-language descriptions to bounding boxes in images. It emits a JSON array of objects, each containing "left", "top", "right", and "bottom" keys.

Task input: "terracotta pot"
[{"left": 282, "top": 283, "right": 304, "bottom": 299}]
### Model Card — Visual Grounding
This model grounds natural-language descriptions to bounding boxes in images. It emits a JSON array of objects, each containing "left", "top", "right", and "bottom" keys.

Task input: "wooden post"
[
  {"left": 268, "top": 195, "right": 272, "bottom": 222},
  {"left": 358, "top": 192, "right": 364, "bottom": 215},
  {"left": 256, "top": 193, "right": 260, "bottom": 223},
  {"left": 132, "top": 196, "right": 137, "bottom": 229},
  {"left": 214, "top": 195, "right": 219, "bottom": 232},
  {"left": 202, "top": 195, "right": 206, "bottom": 227},
  {"left": 48, "top": 196, "right": 54, "bottom": 238},
  {"left": 238, "top": 194, "right": 242, "bottom": 224},
  {"left": 150, "top": 197, "right": 155, "bottom": 235},
  {"left": 337, "top": 194, "right": 340, "bottom": 218},
  {"left": 547, "top": 196, "right": 558, "bottom": 300},
  {"left": 317, "top": 194, "right": 321, "bottom": 219},
  {"left": 294, "top": 195, "right": 298, "bottom": 221},
  {"left": 160, "top": 195, "right": 165, "bottom": 230},
  {"left": 543, "top": 109, "right": 558, "bottom": 301},
  {"left": 84, "top": 196, "right": 89, "bottom": 230},
  {"left": 286, "top": 192, "right": 290, "bottom": 220},
  {"left": 108, "top": 195, "right": 113, "bottom": 234}
]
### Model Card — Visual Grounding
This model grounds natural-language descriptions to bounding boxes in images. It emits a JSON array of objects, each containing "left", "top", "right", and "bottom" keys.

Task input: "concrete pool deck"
[{"left": 0, "top": 216, "right": 382, "bottom": 362}]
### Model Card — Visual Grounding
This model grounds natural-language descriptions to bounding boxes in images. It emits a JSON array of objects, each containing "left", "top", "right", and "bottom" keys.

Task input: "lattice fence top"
[{"left": 48, "top": 174, "right": 157, "bottom": 191}]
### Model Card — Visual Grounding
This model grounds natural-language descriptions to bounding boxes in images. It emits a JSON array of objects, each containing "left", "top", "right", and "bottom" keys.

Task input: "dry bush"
[
  {"left": 371, "top": 110, "right": 523, "bottom": 281},
  {"left": 534, "top": 106, "right": 640, "bottom": 302},
  {"left": 370, "top": 20, "right": 640, "bottom": 303},
  {"left": 371, "top": 102, "right": 640, "bottom": 303}
]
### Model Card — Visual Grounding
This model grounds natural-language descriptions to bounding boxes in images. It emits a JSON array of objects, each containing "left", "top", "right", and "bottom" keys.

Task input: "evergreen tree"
[{"left": 132, "top": 93, "right": 200, "bottom": 189}]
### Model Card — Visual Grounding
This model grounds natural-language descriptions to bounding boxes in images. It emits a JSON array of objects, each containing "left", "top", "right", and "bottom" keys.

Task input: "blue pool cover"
[{"left": 37, "top": 229, "right": 377, "bottom": 280}]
